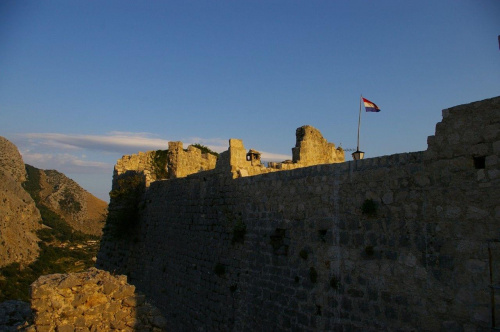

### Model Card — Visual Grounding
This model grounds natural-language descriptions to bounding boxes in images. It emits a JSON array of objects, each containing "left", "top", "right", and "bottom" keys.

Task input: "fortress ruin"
[{"left": 98, "top": 96, "right": 500, "bottom": 331}]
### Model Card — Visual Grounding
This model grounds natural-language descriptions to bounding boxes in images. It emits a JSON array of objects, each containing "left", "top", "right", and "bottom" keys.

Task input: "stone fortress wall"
[{"left": 97, "top": 96, "right": 500, "bottom": 331}]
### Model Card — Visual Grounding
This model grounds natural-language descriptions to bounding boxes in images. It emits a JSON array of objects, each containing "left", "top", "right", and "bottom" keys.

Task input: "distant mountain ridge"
[{"left": 24, "top": 165, "right": 107, "bottom": 236}]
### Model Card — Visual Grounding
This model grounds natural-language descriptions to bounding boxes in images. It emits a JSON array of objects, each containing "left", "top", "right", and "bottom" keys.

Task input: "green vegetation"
[
  {"left": 229, "top": 284, "right": 237, "bottom": 293},
  {"left": 23, "top": 164, "right": 42, "bottom": 199},
  {"left": 330, "top": 275, "right": 340, "bottom": 290},
  {"left": 109, "top": 174, "right": 145, "bottom": 200},
  {"left": 365, "top": 245, "right": 375, "bottom": 256},
  {"left": 361, "top": 199, "right": 378, "bottom": 216},
  {"left": 0, "top": 206, "right": 99, "bottom": 302},
  {"left": 318, "top": 229, "right": 327, "bottom": 243},
  {"left": 309, "top": 267, "right": 318, "bottom": 284},
  {"left": 153, "top": 150, "right": 169, "bottom": 179},
  {"left": 214, "top": 263, "right": 226, "bottom": 276},
  {"left": 270, "top": 228, "right": 286, "bottom": 252},
  {"left": 299, "top": 249, "right": 309, "bottom": 260},
  {"left": 37, "top": 205, "right": 96, "bottom": 243},
  {"left": 0, "top": 164, "right": 100, "bottom": 302},
  {"left": 192, "top": 143, "right": 219, "bottom": 157},
  {"left": 58, "top": 188, "right": 82, "bottom": 214},
  {"left": 231, "top": 218, "right": 246, "bottom": 244},
  {"left": 107, "top": 173, "right": 145, "bottom": 239}
]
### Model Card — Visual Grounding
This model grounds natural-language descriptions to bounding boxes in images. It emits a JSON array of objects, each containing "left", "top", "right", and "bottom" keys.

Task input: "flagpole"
[
  {"left": 357, "top": 94, "right": 362, "bottom": 151},
  {"left": 352, "top": 94, "right": 365, "bottom": 160}
]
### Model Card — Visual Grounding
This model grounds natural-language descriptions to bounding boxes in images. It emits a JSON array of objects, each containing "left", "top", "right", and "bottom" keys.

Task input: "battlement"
[{"left": 113, "top": 124, "right": 344, "bottom": 189}]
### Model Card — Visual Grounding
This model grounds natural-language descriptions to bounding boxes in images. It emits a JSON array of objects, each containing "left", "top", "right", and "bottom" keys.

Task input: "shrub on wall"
[
  {"left": 365, "top": 246, "right": 375, "bottom": 256},
  {"left": 107, "top": 173, "right": 146, "bottom": 239},
  {"left": 299, "top": 249, "right": 308, "bottom": 260},
  {"left": 214, "top": 263, "right": 226, "bottom": 276},
  {"left": 153, "top": 150, "right": 169, "bottom": 179},
  {"left": 231, "top": 218, "right": 246, "bottom": 244},
  {"left": 309, "top": 267, "right": 318, "bottom": 283},
  {"left": 330, "top": 276, "right": 340, "bottom": 290},
  {"left": 192, "top": 143, "right": 219, "bottom": 157},
  {"left": 361, "top": 199, "right": 378, "bottom": 216}
]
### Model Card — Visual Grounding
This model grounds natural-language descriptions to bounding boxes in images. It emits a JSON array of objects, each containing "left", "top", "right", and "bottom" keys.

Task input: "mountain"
[
  {"left": 0, "top": 136, "right": 108, "bottom": 301},
  {"left": 24, "top": 165, "right": 107, "bottom": 236},
  {"left": 0, "top": 136, "right": 107, "bottom": 268},
  {"left": 0, "top": 137, "right": 41, "bottom": 268}
]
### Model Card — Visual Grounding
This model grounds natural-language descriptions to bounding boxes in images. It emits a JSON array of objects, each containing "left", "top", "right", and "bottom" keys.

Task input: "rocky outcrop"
[
  {"left": 0, "top": 137, "right": 41, "bottom": 268},
  {"left": 0, "top": 137, "right": 27, "bottom": 183},
  {"left": 0, "top": 135, "right": 107, "bottom": 268},
  {"left": 27, "top": 268, "right": 167, "bottom": 332}
]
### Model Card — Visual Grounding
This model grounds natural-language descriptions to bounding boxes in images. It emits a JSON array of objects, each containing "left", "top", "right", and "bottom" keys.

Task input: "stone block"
[
  {"left": 102, "top": 281, "right": 118, "bottom": 295},
  {"left": 493, "top": 140, "right": 500, "bottom": 155},
  {"left": 112, "top": 285, "right": 136, "bottom": 300}
]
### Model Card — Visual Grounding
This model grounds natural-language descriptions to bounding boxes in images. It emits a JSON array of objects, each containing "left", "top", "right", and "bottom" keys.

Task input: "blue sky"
[{"left": 1, "top": 1, "right": 499, "bottom": 202}]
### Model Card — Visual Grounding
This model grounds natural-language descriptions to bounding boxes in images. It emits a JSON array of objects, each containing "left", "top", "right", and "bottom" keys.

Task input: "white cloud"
[
  {"left": 20, "top": 151, "right": 112, "bottom": 174},
  {"left": 15, "top": 132, "right": 170, "bottom": 154},
  {"left": 260, "top": 152, "right": 291, "bottom": 162},
  {"left": 14, "top": 131, "right": 292, "bottom": 173}
]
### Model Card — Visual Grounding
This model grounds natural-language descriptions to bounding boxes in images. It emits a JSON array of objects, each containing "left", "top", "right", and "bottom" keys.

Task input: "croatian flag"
[{"left": 362, "top": 98, "right": 381, "bottom": 112}]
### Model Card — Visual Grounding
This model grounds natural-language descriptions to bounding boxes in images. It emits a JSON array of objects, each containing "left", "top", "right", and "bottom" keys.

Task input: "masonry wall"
[{"left": 97, "top": 96, "right": 500, "bottom": 331}]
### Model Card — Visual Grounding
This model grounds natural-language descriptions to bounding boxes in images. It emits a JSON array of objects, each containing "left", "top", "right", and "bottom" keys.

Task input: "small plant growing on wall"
[
  {"left": 229, "top": 284, "right": 237, "bottom": 293},
  {"left": 318, "top": 229, "right": 328, "bottom": 243},
  {"left": 270, "top": 228, "right": 288, "bottom": 256},
  {"left": 107, "top": 173, "right": 146, "bottom": 239},
  {"left": 309, "top": 267, "right": 318, "bottom": 284},
  {"left": 152, "top": 150, "right": 169, "bottom": 179},
  {"left": 361, "top": 199, "right": 378, "bottom": 216},
  {"left": 365, "top": 246, "right": 375, "bottom": 256},
  {"left": 231, "top": 218, "right": 246, "bottom": 244},
  {"left": 330, "top": 275, "right": 340, "bottom": 290},
  {"left": 214, "top": 263, "right": 226, "bottom": 277},
  {"left": 192, "top": 143, "right": 219, "bottom": 157}
]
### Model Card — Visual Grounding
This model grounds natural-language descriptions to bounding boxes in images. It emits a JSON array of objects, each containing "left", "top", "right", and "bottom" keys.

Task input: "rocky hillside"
[
  {"left": 24, "top": 165, "right": 107, "bottom": 236},
  {"left": 0, "top": 136, "right": 108, "bottom": 302},
  {"left": 0, "top": 137, "right": 41, "bottom": 268}
]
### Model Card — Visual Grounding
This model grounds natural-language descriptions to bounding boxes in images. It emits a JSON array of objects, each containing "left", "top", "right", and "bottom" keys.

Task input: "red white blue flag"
[{"left": 362, "top": 98, "right": 381, "bottom": 112}]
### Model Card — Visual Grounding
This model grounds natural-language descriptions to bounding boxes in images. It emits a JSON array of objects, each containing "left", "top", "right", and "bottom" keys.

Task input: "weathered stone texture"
[
  {"left": 97, "top": 96, "right": 500, "bottom": 331},
  {"left": 114, "top": 150, "right": 161, "bottom": 187},
  {"left": 0, "top": 137, "right": 41, "bottom": 267},
  {"left": 168, "top": 141, "right": 217, "bottom": 178},
  {"left": 0, "top": 136, "right": 26, "bottom": 183},
  {"left": 0, "top": 172, "right": 41, "bottom": 267},
  {"left": 292, "top": 125, "right": 345, "bottom": 165},
  {"left": 27, "top": 268, "right": 167, "bottom": 332}
]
